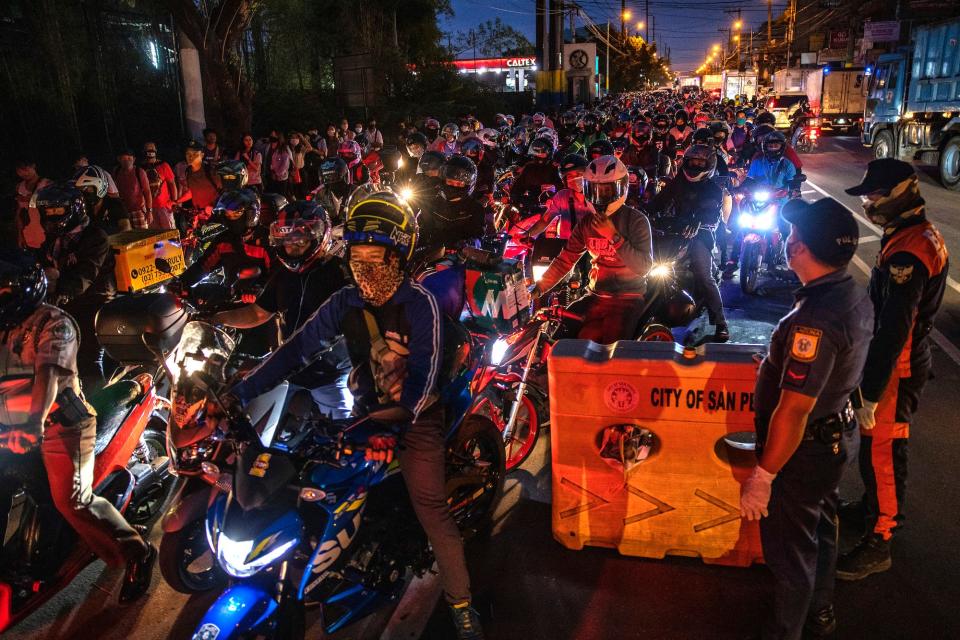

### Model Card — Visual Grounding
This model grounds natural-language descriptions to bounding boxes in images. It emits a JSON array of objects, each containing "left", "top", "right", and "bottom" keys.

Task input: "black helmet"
[
  {"left": 0, "top": 249, "right": 47, "bottom": 329},
  {"left": 763, "top": 131, "right": 787, "bottom": 160},
  {"left": 528, "top": 137, "right": 554, "bottom": 162},
  {"left": 259, "top": 192, "right": 289, "bottom": 226},
  {"left": 460, "top": 137, "right": 484, "bottom": 164},
  {"left": 214, "top": 188, "right": 261, "bottom": 236},
  {"left": 319, "top": 158, "right": 349, "bottom": 187},
  {"left": 681, "top": 144, "right": 718, "bottom": 182},
  {"left": 692, "top": 127, "right": 713, "bottom": 145},
  {"left": 674, "top": 111, "right": 689, "bottom": 126},
  {"left": 344, "top": 189, "right": 418, "bottom": 267},
  {"left": 709, "top": 120, "right": 732, "bottom": 144},
  {"left": 216, "top": 159, "right": 248, "bottom": 190},
  {"left": 752, "top": 124, "right": 776, "bottom": 144},
  {"left": 406, "top": 132, "right": 428, "bottom": 158},
  {"left": 559, "top": 153, "right": 589, "bottom": 176},
  {"left": 417, "top": 150, "right": 445, "bottom": 176},
  {"left": 587, "top": 138, "right": 615, "bottom": 159},
  {"left": 35, "top": 182, "right": 88, "bottom": 235},
  {"left": 270, "top": 201, "right": 333, "bottom": 273},
  {"left": 653, "top": 113, "right": 671, "bottom": 130},
  {"left": 755, "top": 111, "right": 776, "bottom": 126},
  {"left": 380, "top": 147, "right": 403, "bottom": 173},
  {"left": 439, "top": 155, "right": 478, "bottom": 201}
]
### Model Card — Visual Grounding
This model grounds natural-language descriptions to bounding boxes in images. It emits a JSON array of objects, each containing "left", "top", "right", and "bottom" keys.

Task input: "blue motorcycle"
[{"left": 190, "top": 333, "right": 505, "bottom": 640}]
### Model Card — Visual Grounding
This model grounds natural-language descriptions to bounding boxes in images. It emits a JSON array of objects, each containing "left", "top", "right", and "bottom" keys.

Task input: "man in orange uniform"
[{"left": 838, "top": 159, "right": 949, "bottom": 580}]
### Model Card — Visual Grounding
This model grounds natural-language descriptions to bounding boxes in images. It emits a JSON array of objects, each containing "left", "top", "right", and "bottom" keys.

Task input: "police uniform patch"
[
  {"left": 790, "top": 326, "right": 822, "bottom": 363},
  {"left": 50, "top": 319, "right": 76, "bottom": 343},
  {"left": 889, "top": 264, "right": 914, "bottom": 284},
  {"left": 782, "top": 361, "right": 811, "bottom": 389}
]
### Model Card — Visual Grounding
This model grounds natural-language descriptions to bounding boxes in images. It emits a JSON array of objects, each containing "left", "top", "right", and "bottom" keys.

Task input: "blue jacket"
[{"left": 747, "top": 155, "right": 797, "bottom": 190}]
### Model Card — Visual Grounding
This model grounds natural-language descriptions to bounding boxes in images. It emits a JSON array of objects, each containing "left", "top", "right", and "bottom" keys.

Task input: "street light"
[
  {"left": 733, "top": 34, "right": 740, "bottom": 42},
  {"left": 622, "top": 10, "right": 632, "bottom": 20},
  {"left": 637, "top": 21, "right": 645, "bottom": 30},
  {"left": 733, "top": 20, "right": 743, "bottom": 30}
]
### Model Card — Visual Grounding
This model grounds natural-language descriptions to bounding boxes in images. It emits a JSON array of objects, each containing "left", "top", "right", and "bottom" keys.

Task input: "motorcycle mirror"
[{"left": 155, "top": 257, "right": 173, "bottom": 274}]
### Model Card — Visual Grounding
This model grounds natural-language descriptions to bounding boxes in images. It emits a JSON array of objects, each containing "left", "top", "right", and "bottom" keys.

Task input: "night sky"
[{"left": 443, "top": 0, "right": 789, "bottom": 71}]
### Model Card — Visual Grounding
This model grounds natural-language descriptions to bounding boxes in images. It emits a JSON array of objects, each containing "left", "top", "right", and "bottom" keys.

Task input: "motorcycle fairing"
[{"left": 189, "top": 581, "right": 277, "bottom": 640}]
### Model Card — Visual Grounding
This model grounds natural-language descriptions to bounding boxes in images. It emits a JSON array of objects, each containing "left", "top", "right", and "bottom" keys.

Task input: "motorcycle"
[
  {"left": 736, "top": 185, "right": 786, "bottom": 295},
  {"left": 0, "top": 335, "right": 172, "bottom": 631},
  {"left": 190, "top": 331, "right": 505, "bottom": 640},
  {"left": 793, "top": 117, "right": 821, "bottom": 154}
]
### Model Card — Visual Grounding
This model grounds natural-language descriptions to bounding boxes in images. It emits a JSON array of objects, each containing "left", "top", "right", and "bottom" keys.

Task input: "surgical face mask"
[
  {"left": 355, "top": 126, "right": 363, "bottom": 133},
  {"left": 736, "top": 117, "right": 746, "bottom": 125},
  {"left": 120, "top": 158, "right": 134, "bottom": 169},
  {"left": 145, "top": 150, "right": 157, "bottom": 158},
  {"left": 290, "top": 137, "right": 300, "bottom": 146},
  {"left": 350, "top": 254, "right": 404, "bottom": 307},
  {"left": 785, "top": 234, "right": 802, "bottom": 270},
  {"left": 269, "top": 136, "right": 279, "bottom": 143}
]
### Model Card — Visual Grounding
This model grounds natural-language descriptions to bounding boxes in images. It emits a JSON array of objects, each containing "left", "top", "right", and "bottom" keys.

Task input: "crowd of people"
[{"left": 1, "top": 86, "right": 949, "bottom": 640}]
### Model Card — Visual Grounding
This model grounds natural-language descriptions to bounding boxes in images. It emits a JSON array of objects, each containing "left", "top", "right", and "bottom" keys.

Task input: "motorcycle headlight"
[
  {"left": 648, "top": 262, "right": 673, "bottom": 279},
  {"left": 531, "top": 265, "right": 549, "bottom": 282},
  {"left": 754, "top": 190, "right": 771, "bottom": 203},
  {"left": 490, "top": 338, "right": 509, "bottom": 366},
  {"left": 217, "top": 533, "right": 297, "bottom": 579},
  {"left": 399, "top": 186, "right": 414, "bottom": 202},
  {"left": 737, "top": 212, "right": 754, "bottom": 228}
]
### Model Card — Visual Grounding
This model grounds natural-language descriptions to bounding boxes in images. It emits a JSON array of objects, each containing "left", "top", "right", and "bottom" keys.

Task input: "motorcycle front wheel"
[
  {"left": 739, "top": 243, "right": 762, "bottom": 295},
  {"left": 446, "top": 415, "right": 506, "bottom": 540},
  {"left": 471, "top": 386, "right": 541, "bottom": 471},
  {"left": 159, "top": 517, "right": 227, "bottom": 594}
]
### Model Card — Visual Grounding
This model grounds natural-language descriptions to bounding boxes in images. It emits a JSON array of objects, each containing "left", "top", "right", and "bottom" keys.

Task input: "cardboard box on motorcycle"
[
  {"left": 109, "top": 229, "right": 185, "bottom": 293},
  {"left": 549, "top": 340, "right": 765, "bottom": 567}
]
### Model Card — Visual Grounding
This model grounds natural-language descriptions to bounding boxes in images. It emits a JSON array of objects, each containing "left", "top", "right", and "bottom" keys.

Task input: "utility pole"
[
  {"left": 606, "top": 21, "right": 611, "bottom": 95},
  {"left": 645, "top": 0, "right": 650, "bottom": 43},
  {"left": 786, "top": 0, "right": 796, "bottom": 67},
  {"left": 570, "top": 3, "right": 576, "bottom": 43},
  {"left": 621, "top": 0, "right": 627, "bottom": 41},
  {"left": 652, "top": 15, "right": 656, "bottom": 46}
]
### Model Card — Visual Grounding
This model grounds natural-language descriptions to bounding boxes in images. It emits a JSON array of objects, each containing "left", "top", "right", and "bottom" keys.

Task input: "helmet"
[
  {"left": 587, "top": 138, "right": 615, "bottom": 159},
  {"left": 216, "top": 159, "right": 248, "bottom": 190},
  {"left": 495, "top": 113, "right": 507, "bottom": 126},
  {"left": 74, "top": 165, "right": 109, "bottom": 199},
  {"left": 681, "top": 144, "right": 717, "bottom": 182},
  {"left": 338, "top": 140, "right": 363, "bottom": 167},
  {"left": 652, "top": 113, "right": 671, "bottom": 131},
  {"left": 559, "top": 153, "right": 589, "bottom": 176},
  {"left": 709, "top": 120, "right": 732, "bottom": 140},
  {"left": 0, "top": 249, "right": 47, "bottom": 329},
  {"left": 259, "top": 193, "right": 289, "bottom": 225},
  {"left": 752, "top": 124, "right": 776, "bottom": 144},
  {"left": 536, "top": 127, "right": 559, "bottom": 151},
  {"left": 35, "top": 182, "right": 88, "bottom": 234},
  {"left": 460, "top": 137, "right": 484, "bottom": 164},
  {"left": 504, "top": 114, "right": 516, "bottom": 127},
  {"left": 581, "top": 113, "right": 599, "bottom": 130},
  {"left": 692, "top": 127, "right": 713, "bottom": 145},
  {"left": 755, "top": 111, "right": 776, "bottom": 126},
  {"left": 510, "top": 126, "right": 529, "bottom": 155},
  {"left": 528, "top": 137, "right": 554, "bottom": 162},
  {"left": 439, "top": 155, "right": 478, "bottom": 201},
  {"left": 270, "top": 201, "right": 333, "bottom": 272},
  {"left": 763, "top": 131, "right": 787, "bottom": 160},
  {"left": 584, "top": 155, "right": 629, "bottom": 214},
  {"left": 319, "top": 158, "right": 349, "bottom": 187},
  {"left": 674, "top": 111, "right": 689, "bottom": 126},
  {"left": 561, "top": 111, "right": 578, "bottom": 127},
  {"left": 423, "top": 118, "right": 441, "bottom": 140},
  {"left": 633, "top": 121, "right": 652, "bottom": 142},
  {"left": 441, "top": 122, "right": 459, "bottom": 141},
  {"left": 693, "top": 112, "right": 711, "bottom": 128},
  {"left": 610, "top": 138, "right": 629, "bottom": 156},
  {"left": 406, "top": 132, "right": 428, "bottom": 158},
  {"left": 532, "top": 112, "right": 546, "bottom": 127},
  {"left": 478, "top": 128, "right": 500, "bottom": 148},
  {"left": 213, "top": 188, "right": 261, "bottom": 235},
  {"left": 417, "top": 150, "right": 445, "bottom": 176},
  {"left": 344, "top": 189, "right": 418, "bottom": 266}
]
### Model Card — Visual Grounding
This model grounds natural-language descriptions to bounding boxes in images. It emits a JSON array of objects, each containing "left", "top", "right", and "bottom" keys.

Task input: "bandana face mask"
[{"left": 350, "top": 253, "right": 403, "bottom": 307}]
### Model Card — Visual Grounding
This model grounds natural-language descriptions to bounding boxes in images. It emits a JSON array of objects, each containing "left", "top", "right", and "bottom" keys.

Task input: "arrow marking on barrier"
[
  {"left": 622, "top": 485, "right": 675, "bottom": 525},
  {"left": 693, "top": 489, "right": 741, "bottom": 532},
  {"left": 559, "top": 477, "right": 610, "bottom": 518}
]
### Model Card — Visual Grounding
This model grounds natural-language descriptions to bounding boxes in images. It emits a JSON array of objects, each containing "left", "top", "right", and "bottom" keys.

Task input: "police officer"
[
  {"left": 741, "top": 198, "right": 873, "bottom": 640},
  {"left": 836, "top": 159, "right": 949, "bottom": 580},
  {"left": 0, "top": 250, "right": 156, "bottom": 602}
]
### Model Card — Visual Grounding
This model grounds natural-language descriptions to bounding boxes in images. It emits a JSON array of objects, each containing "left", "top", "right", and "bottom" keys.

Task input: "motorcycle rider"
[
  {"left": 651, "top": 144, "right": 729, "bottom": 342},
  {"left": 651, "top": 113, "right": 678, "bottom": 162},
  {"left": 524, "top": 154, "right": 593, "bottom": 239},
  {"left": 510, "top": 137, "right": 563, "bottom": 214},
  {"left": 410, "top": 150, "right": 446, "bottom": 201},
  {"left": 430, "top": 123, "right": 461, "bottom": 157},
  {"left": 338, "top": 139, "right": 370, "bottom": 192},
  {"left": 669, "top": 110, "right": 694, "bottom": 147},
  {"left": 460, "top": 137, "right": 495, "bottom": 200},
  {"left": 227, "top": 190, "right": 486, "bottom": 640},
  {"left": 73, "top": 165, "right": 131, "bottom": 234},
  {"left": 747, "top": 131, "right": 798, "bottom": 192},
  {"left": 418, "top": 155, "right": 487, "bottom": 258},
  {"left": 572, "top": 113, "right": 606, "bottom": 154},
  {"left": 0, "top": 249, "right": 156, "bottom": 602},
  {"left": 533, "top": 155, "right": 654, "bottom": 343},
  {"left": 34, "top": 183, "right": 122, "bottom": 383},
  {"left": 211, "top": 201, "right": 352, "bottom": 418}
]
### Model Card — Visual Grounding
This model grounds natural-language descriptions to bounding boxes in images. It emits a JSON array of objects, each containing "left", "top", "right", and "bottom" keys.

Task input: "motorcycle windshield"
[
  {"left": 234, "top": 445, "right": 298, "bottom": 512},
  {"left": 168, "top": 322, "right": 235, "bottom": 439}
]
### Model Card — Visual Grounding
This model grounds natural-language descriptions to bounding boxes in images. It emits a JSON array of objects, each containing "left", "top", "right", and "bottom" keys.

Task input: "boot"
[
  {"left": 450, "top": 601, "right": 485, "bottom": 640},
  {"left": 713, "top": 323, "right": 730, "bottom": 343},
  {"left": 804, "top": 604, "right": 837, "bottom": 637},
  {"left": 836, "top": 533, "right": 891, "bottom": 581},
  {"left": 119, "top": 542, "right": 157, "bottom": 603}
]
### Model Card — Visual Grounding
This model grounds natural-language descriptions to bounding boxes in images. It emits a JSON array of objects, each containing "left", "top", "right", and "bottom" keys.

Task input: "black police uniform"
[{"left": 754, "top": 268, "right": 874, "bottom": 639}]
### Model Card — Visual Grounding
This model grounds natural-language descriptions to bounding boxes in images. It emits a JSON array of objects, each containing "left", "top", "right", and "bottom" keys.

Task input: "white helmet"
[
  {"left": 477, "top": 128, "right": 500, "bottom": 148},
  {"left": 74, "top": 165, "right": 109, "bottom": 199},
  {"left": 584, "top": 155, "right": 629, "bottom": 215}
]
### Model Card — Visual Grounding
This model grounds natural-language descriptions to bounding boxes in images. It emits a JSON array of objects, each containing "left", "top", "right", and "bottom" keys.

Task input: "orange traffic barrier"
[{"left": 549, "top": 340, "right": 766, "bottom": 567}]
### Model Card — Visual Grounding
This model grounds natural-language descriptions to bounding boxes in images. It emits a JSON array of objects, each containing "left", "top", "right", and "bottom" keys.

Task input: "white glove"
[
  {"left": 740, "top": 465, "right": 776, "bottom": 521},
  {"left": 855, "top": 400, "right": 878, "bottom": 431}
]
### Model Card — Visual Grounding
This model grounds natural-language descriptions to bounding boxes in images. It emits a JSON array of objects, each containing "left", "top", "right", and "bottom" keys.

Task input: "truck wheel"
[
  {"left": 873, "top": 130, "right": 895, "bottom": 159},
  {"left": 939, "top": 136, "right": 960, "bottom": 191}
]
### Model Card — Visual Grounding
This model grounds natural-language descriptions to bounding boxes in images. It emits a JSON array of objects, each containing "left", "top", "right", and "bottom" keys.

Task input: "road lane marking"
[
  {"left": 807, "top": 179, "right": 960, "bottom": 297},
  {"left": 850, "top": 254, "right": 960, "bottom": 367}
]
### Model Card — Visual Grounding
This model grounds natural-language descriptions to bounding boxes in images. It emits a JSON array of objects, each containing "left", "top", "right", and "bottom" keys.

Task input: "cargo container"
[
  {"left": 862, "top": 18, "right": 960, "bottom": 190},
  {"left": 769, "top": 68, "right": 866, "bottom": 133}
]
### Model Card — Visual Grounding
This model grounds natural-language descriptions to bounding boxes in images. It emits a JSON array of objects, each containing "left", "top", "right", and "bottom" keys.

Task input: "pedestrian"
[
  {"left": 175, "top": 140, "right": 221, "bottom": 228},
  {"left": 366, "top": 118, "right": 384, "bottom": 151},
  {"left": 202, "top": 127, "right": 222, "bottom": 168},
  {"left": 741, "top": 197, "right": 872, "bottom": 640},
  {"left": 288, "top": 131, "right": 310, "bottom": 199},
  {"left": 234, "top": 133, "right": 263, "bottom": 193},
  {"left": 141, "top": 142, "right": 178, "bottom": 230},
  {"left": 114, "top": 149, "right": 152, "bottom": 229},
  {"left": 12, "top": 158, "right": 51, "bottom": 249},
  {"left": 264, "top": 130, "right": 293, "bottom": 198},
  {"left": 323, "top": 124, "right": 340, "bottom": 158},
  {"left": 836, "top": 159, "right": 949, "bottom": 580},
  {"left": 338, "top": 117, "right": 351, "bottom": 140}
]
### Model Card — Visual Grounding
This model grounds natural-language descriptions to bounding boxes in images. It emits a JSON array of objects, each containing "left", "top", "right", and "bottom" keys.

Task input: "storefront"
[{"left": 452, "top": 56, "right": 537, "bottom": 92}]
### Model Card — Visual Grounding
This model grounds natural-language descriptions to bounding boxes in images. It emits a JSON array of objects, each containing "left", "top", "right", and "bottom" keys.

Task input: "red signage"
[
  {"left": 829, "top": 29, "right": 850, "bottom": 50},
  {"left": 451, "top": 57, "right": 536, "bottom": 72}
]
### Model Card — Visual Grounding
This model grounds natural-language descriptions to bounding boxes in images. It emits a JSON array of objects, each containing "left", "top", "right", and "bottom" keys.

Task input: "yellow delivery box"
[
  {"left": 110, "top": 229, "right": 185, "bottom": 293},
  {"left": 549, "top": 340, "right": 766, "bottom": 567}
]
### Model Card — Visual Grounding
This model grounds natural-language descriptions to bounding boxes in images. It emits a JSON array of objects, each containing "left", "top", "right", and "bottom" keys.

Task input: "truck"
[
  {"left": 723, "top": 72, "right": 758, "bottom": 100},
  {"left": 862, "top": 18, "right": 960, "bottom": 190},
  {"left": 770, "top": 68, "right": 866, "bottom": 133}
]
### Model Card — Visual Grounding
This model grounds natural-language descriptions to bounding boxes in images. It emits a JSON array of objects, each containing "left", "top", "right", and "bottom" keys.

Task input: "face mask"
[
  {"left": 737, "top": 118, "right": 746, "bottom": 125},
  {"left": 269, "top": 136, "right": 279, "bottom": 143},
  {"left": 785, "top": 236, "right": 801, "bottom": 268},
  {"left": 145, "top": 150, "right": 157, "bottom": 158},
  {"left": 120, "top": 159, "right": 134, "bottom": 169},
  {"left": 355, "top": 127, "right": 363, "bottom": 133},
  {"left": 860, "top": 175, "right": 923, "bottom": 226},
  {"left": 350, "top": 255, "right": 404, "bottom": 307},
  {"left": 290, "top": 138, "right": 300, "bottom": 146}
]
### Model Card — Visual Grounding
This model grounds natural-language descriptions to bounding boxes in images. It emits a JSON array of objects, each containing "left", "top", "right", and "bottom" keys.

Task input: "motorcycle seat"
[{"left": 86, "top": 380, "right": 143, "bottom": 456}]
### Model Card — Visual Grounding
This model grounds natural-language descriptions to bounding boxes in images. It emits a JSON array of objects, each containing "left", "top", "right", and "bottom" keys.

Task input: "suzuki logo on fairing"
[{"left": 306, "top": 507, "right": 364, "bottom": 591}]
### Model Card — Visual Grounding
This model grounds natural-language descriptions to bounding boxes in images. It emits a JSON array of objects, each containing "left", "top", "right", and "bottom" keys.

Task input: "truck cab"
[{"left": 862, "top": 52, "right": 908, "bottom": 154}]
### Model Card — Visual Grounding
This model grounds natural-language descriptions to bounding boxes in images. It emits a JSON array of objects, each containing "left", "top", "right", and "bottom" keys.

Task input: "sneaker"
[
  {"left": 119, "top": 542, "right": 157, "bottom": 603},
  {"left": 450, "top": 601, "right": 485, "bottom": 640},
  {"left": 836, "top": 533, "right": 891, "bottom": 581},
  {"left": 804, "top": 604, "right": 837, "bottom": 637},
  {"left": 713, "top": 324, "right": 730, "bottom": 343}
]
